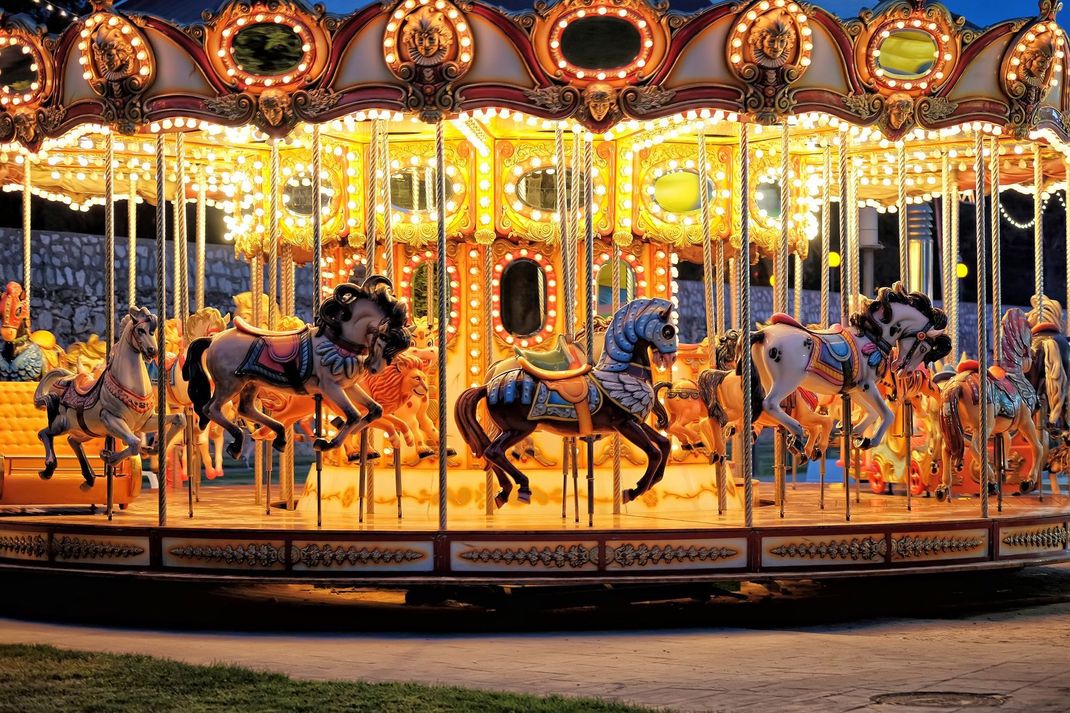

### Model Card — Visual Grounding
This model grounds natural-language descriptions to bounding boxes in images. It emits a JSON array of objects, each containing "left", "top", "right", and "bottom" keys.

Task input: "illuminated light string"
[
  {"left": 30, "top": 0, "right": 75, "bottom": 19},
  {"left": 997, "top": 190, "right": 1065, "bottom": 231}
]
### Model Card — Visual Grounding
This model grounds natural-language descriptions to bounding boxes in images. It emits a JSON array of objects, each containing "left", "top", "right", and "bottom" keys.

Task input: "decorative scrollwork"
[
  {"left": 52, "top": 536, "right": 145, "bottom": 561},
  {"left": 917, "top": 95, "right": 958, "bottom": 124},
  {"left": 203, "top": 92, "right": 257, "bottom": 122},
  {"left": 523, "top": 85, "right": 580, "bottom": 114},
  {"left": 0, "top": 533, "right": 47, "bottom": 559},
  {"left": 459, "top": 544, "right": 593, "bottom": 568},
  {"left": 169, "top": 542, "right": 282, "bottom": 567},
  {"left": 292, "top": 87, "right": 340, "bottom": 120},
  {"left": 892, "top": 535, "right": 984, "bottom": 560},
  {"left": 293, "top": 543, "right": 426, "bottom": 568},
  {"left": 36, "top": 104, "right": 66, "bottom": 134},
  {"left": 620, "top": 84, "right": 676, "bottom": 116},
  {"left": 610, "top": 542, "right": 738, "bottom": 567},
  {"left": 1002, "top": 19, "right": 1065, "bottom": 137},
  {"left": 843, "top": 92, "right": 881, "bottom": 120},
  {"left": 1002, "top": 525, "right": 1070, "bottom": 549},
  {"left": 769, "top": 537, "right": 887, "bottom": 561}
]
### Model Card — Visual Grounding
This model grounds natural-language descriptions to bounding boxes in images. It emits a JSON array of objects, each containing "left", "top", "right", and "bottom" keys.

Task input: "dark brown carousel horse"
[{"left": 455, "top": 298, "right": 677, "bottom": 507}]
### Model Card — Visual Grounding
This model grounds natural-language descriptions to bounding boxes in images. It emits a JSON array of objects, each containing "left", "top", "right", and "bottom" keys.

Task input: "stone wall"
[{"left": 0, "top": 228, "right": 313, "bottom": 346}]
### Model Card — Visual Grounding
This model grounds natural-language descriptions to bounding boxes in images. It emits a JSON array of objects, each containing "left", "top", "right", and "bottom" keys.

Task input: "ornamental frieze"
[
  {"left": 292, "top": 543, "right": 427, "bottom": 568},
  {"left": 458, "top": 544, "right": 594, "bottom": 568},
  {"left": 168, "top": 542, "right": 283, "bottom": 567}
]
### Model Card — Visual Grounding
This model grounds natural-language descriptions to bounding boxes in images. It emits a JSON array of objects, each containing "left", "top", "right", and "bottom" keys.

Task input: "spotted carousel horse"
[
  {"left": 0, "top": 281, "right": 44, "bottom": 381},
  {"left": 751, "top": 282, "right": 950, "bottom": 455},
  {"left": 35, "top": 307, "right": 184, "bottom": 486},
  {"left": 939, "top": 309, "right": 1045, "bottom": 496},
  {"left": 163, "top": 308, "right": 231, "bottom": 480},
  {"left": 184, "top": 277, "right": 411, "bottom": 459},
  {"left": 456, "top": 298, "right": 676, "bottom": 507}
]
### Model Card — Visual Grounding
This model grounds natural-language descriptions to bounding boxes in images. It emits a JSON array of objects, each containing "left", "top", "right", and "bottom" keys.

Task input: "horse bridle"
[
  {"left": 860, "top": 317, "right": 936, "bottom": 368},
  {"left": 896, "top": 320, "right": 938, "bottom": 369},
  {"left": 324, "top": 316, "right": 389, "bottom": 357}
]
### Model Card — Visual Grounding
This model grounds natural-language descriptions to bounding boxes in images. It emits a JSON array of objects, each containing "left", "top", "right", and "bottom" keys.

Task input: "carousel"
[{"left": 0, "top": 0, "right": 1067, "bottom": 583}]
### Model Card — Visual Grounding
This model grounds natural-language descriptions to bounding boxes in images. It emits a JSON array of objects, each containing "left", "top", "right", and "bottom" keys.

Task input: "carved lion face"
[
  {"left": 403, "top": 7, "right": 451, "bottom": 66},
  {"left": 584, "top": 83, "right": 617, "bottom": 122},
  {"left": 752, "top": 12, "right": 796, "bottom": 68},
  {"left": 259, "top": 89, "right": 291, "bottom": 128},
  {"left": 91, "top": 27, "right": 134, "bottom": 81},
  {"left": 887, "top": 94, "right": 914, "bottom": 130}
]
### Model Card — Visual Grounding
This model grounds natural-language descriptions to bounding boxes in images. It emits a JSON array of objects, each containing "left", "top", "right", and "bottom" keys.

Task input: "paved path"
[{"left": 1, "top": 569, "right": 1069, "bottom": 712}]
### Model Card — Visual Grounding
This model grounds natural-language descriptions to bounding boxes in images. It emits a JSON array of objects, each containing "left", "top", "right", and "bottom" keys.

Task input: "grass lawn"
[{"left": 0, "top": 644, "right": 652, "bottom": 713}]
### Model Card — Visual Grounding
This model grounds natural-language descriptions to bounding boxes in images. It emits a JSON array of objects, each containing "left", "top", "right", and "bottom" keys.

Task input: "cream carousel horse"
[
  {"left": 751, "top": 282, "right": 950, "bottom": 454},
  {"left": 185, "top": 278, "right": 411, "bottom": 458},
  {"left": 939, "top": 309, "right": 1045, "bottom": 496},
  {"left": 164, "top": 308, "right": 231, "bottom": 480},
  {"left": 35, "top": 307, "right": 184, "bottom": 486}
]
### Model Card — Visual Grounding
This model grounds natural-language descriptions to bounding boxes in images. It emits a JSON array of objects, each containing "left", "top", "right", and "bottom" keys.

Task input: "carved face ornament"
[
  {"left": 751, "top": 12, "right": 796, "bottom": 68},
  {"left": 403, "top": 7, "right": 452, "bottom": 66},
  {"left": 887, "top": 94, "right": 915, "bottom": 130},
  {"left": 91, "top": 27, "right": 134, "bottom": 82},
  {"left": 584, "top": 83, "right": 617, "bottom": 122},
  {"left": 259, "top": 89, "right": 291, "bottom": 127},
  {"left": 1021, "top": 40, "right": 1055, "bottom": 87},
  {"left": 12, "top": 111, "right": 35, "bottom": 144}
]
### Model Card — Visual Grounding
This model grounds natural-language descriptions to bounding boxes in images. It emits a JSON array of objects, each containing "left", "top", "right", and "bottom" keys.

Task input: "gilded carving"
[
  {"left": 203, "top": 93, "right": 256, "bottom": 122},
  {"left": 524, "top": 85, "right": 579, "bottom": 114},
  {"left": 79, "top": 12, "right": 155, "bottom": 133},
  {"left": 384, "top": 0, "right": 474, "bottom": 122},
  {"left": 620, "top": 85, "right": 676, "bottom": 116},
  {"left": 891, "top": 534, "right": 984, "bottom": 560},
  {"left": 258, "top": 88, "right": 292, "bottom": 128},
  {"left": 881, "top": 92, "right": 915, "bottom": 136},
  {"left": 1001, "top": 525, "right": 1070, "bottom": 549},
  {"left": 0, "top": 533, "right": 47, "bottom": 559},
  {"left": 917, "top": 95, "right": 958, "bottom": 123},
  {"left": 1002, "top": 18, "right": 1065, "bottom": 136},
  {"left": 728, "top": 1, "right": 812, "bottom": 123},
  {"left": 293, "top": 88, "right": 341, "bottom": 120},
  {"left": 52, "top": 536, "right": 146, "bottom": 561},
  {"left": 843, "top": 92, "right": 881, "bottom": 120},
  {"left": 581, "top": 83, "right": 620, "bottom": 124},
  {"left": 458, "top": 544, "right": 593, "bottom": 568}
]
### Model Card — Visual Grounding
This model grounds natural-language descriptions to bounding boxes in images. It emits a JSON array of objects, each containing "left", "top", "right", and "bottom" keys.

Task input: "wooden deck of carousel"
[{"left": 0, "top": 464, "right": 1066, "bottom": 584}]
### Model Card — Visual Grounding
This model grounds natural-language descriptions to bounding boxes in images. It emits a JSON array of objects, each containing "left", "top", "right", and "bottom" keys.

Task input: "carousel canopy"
[{"left": 0, "top": 0, "right": 1066, "bottom": 262}]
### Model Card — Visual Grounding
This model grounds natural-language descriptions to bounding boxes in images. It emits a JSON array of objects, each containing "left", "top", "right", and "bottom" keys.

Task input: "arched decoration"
[
  {"left": 0, "top": 17, "right": 53, "bottom": 148},
  {"left": 747, "top": 148, "right": 814, "bottom": 259},
  {"left": 204, "top": 0, "right": 330, "bottom": 92},
  {"left": 491, "top": 248, "right": 556, "bottom": 347},
  {"left": 497, "top": 139, "right": 612, "bottom": 243},
  {"left": 631, "top": 141, "right": 733, "bottom": 245},
  {"left": 853, "top": 4, "right": 961, "bottom": 96},
  {"left": 279, "top": 146, "right": 349, "bottom": 258},
  {"left": 1002, "top": 16, "right": 1066, "bottom": 135},
  {"left": 384, "top": 0, "right": 475, "bottom": 121},
  {"left": 727, "top": 0, "right": 813, "bottom": 123},
  {"left": 385, "top": 139, "right": 473, "bottom": 246},
  {"left": 78, "top": 11, "right": 156, "bottom": 133},
  {"left": 400, "top": 250, "right": 460, "bottom": 343},
  {"left": 593, "top": 249, "right": 644, "bottom": 317}
]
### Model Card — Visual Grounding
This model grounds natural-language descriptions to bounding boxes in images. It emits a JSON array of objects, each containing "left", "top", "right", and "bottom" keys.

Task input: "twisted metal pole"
[
  {"left": 992, "top": 138, "right": 1004, "bottom": 512},
  {"left": 611, "top": 241, "right": 622, "bottom": 516},
  {"left": 739, "top": 123, "right": 754, "bottom": 529},
  {"left": 819, "top": 141, "right": 831, "bottom": 510},
  {"left": 897, "top": 140, "right": 912, "bottom": 512},
  {"left": 436, "top": 119, "right": 448, "bottom": 531},
  {"left": 367, "top": 120, "right": 381, "bottom": 276},
  {"left": 196, "top": 170, "right": 206, "bottom": 311},
  {"left": 22, "top": 158, "right": 31, "bottom": 303},
  {"left": 583, "top": 133, "right": 596, "bottom": 527},
  {"left": 312, "top": 125, "right": 324, "bottom": 528},
  {"left": 1035, "top": 143, "right": 1045, "bottom": 319},
  {"left": 104, "top": 132, "right": 116, "bottom": 519},
  {"left": 951, "top": 178, "right": 960, "bottom": 361},
  {"left": 381, "top": 126, "right": 394, "bottom": 281},
  {"left": 699, "top": 128, "right": 715, "bottom": 352},
  {"left": 155, "top": 134, "right": 168, "bottom": 527},
  {"left": 839, "top": 129, "right": 852, "bottom": 522},
  {"left": 941, "top": 151, "right": 952, "bottom": 349},
  {"left": 266, "top": 138, "right": 279, "bottom": 515},
  {"left": 128, "top": 175, "right": 137, "bottom": 308},
  {"left": 975, "top": 133, "right": 989, "bottom": 519}
]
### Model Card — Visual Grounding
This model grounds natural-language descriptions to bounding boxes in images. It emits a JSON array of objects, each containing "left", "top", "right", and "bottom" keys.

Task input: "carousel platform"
[{"left": 0, "top": 465, "right": 1065, "bottom": 584}]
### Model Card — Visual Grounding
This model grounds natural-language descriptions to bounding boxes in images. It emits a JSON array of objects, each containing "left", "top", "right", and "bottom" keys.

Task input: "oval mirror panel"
[
  {"left": 500, "top": 258, "right": 547, "bottom": 337},
  {"left": 652, "top": 170, "right": 712, "bottom": 214},
  {"left": 232, "top": 23, "right": 305, "bottom": 76},
  {"left": 390, "top": 169, "right": 454, "bottom": 212},
  {"left": 0, "top": 45, "right": 36, "bottom": 93},
  {"left": 876, "top": 29, "right": 938, "bottom": 79},
  {"left": 596, "top": 261, "right": 636, "bottom": 317},
  {"left": 411, "top": 263, "right": 436, "bottom": 321},
  {"left": 283, "top": 173, "right": 332, "bottom": 217},
  {"left": 517, "top": 167, "right": 571, "bottom": 212},
  {"left": 559, "top": 17, "right": 642, "bottom": 71},
  {"left": 756, "top": 180, "right": 782, "bottom": 221}
]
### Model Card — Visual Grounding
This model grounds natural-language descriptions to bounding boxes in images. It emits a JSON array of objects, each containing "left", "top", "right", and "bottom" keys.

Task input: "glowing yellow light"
[
  {"left": 956, "top": 262, "right": 968, "bottom": 279},
  {"left": 828, "top": 251, "right": 842, "bottom": 268}
]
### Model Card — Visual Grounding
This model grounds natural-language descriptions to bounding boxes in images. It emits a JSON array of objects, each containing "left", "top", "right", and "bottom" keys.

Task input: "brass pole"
[
  {"left": 839, "top": 129, "right": 852, "bottom": 522},
  {"left": 436, "top": 119, "right": 449, "bottom": 531},
  {"left": 266, "top": 138, "right": 279, "bottom": 515},
  {"left": 128, "top": 175, "right": 137, "bottom": 308},
  {"left": 104, "top": 132, "right": 116, "bottom": 519},
  {"left": 312, "top": 125, "right": 324, "bottom": 527},
  {"left": 583, "top": 133, "right": 596, "bottom": 527},
  {"left": 739, "top": 122, "right": 754, "bottom": 528},
  {"left": 22, "top": 157, "right": 31, "bottom": 304},
  {"left": 155, "top": 135, "right": 168, "bottom": 526},
  {"left": 975, "top": 133, "right": 989, "bottom": 519},
  {"left": 898, "top": 139, "right": 912, "bottom": 512}
]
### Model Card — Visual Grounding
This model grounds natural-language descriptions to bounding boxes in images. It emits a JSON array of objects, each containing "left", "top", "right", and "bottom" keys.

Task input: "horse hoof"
[
  {"left": 330, "top": 417, "right": 344, "bottom": 429},
  {"left": 226, "top": 443, "right": 242, "bottom": 460},
  {"left": 447, "top": 447, "right": 457, "bottom": 457},
  {"left": 810, "top": 448, "right": 823, "bottom": 460},
  {"left": 694, "top": 441, "right": 706, "bottom": 450},
  {"left": 494, "top": 493, "right": 508, "bottom": 509},
  {"left": 313, "top": 438, "right": 330, "bottom": 452},
  {"left": 853, "top": 436, "right": 872, "bottom": 450},
  {"left": 681, "top": 443, "right": 694, "bottom": 452},
  {"left": 366, "top": 451, "right": 381, "bottom": 461},
  {"left": 622, "top": 489, "right": 636, "bottom": 504},
  {"left": 417, "top": 448, "right": 434, "bottom": 459},
  {"left": 709, "top": 453, "right": 722, "bottom": 465},
  {"left": 272, "top": 436, "right": 287, "bottom": 453},
  {"left": 39, "top": 464, "right": 55, "bottom": 480},
  {"left": 517, "top": 488, "right": 532, "bottom": 504}
]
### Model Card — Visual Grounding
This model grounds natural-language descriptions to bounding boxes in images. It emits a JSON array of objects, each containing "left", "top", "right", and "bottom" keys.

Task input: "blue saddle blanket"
[{"left": 487, "top": 369, "right": 601, "bottom": 422}]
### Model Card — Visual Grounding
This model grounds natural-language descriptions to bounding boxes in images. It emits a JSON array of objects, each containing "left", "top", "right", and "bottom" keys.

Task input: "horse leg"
[
  {"left": 236, "top": 384, "right": 287, "bottom": 453},
  {"left": 37, "top": 410, "right": 69, "bottom": 480},
  {"left": 314, "top": 381, "right": 378, "bottom": 451},
  {"left": 615, "top": 418, "right": 664, "bottom": 503},
  {"left": 850, "top": 381, "right": 893, "bottom": 449},
  {"left": 99, "top": 410, "right": 148, "bottom": 467},
  {"left": 1015, "top": 405, "right": 1047, "bottom": 493},
  {"left": 759, "top": 384, "right": 807, "bottom": 456},
  {"left": 67, "top": 435, "right": 98, "bottom": 487},
  {"left": 203, "top": 377, "right": 246, "bottom": 460},
  {"left": 482, "top": 427, "right": 537, "bottom": 505}
]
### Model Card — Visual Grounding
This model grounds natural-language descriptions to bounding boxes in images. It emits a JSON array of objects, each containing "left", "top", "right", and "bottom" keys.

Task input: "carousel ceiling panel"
[
  {"left": 464, "top": 14, "right": 535, "bottom": 88},
  {"left": 661, "top": 12, "right": 733, "bottom": 89},
  {"left": 794, "top": 12, "right": 851, "bottom": 95},
  {"left": 946, "top": 34, "right": 1011, "bottom": 100},
  {"left": 142, "top": 26, "right": 216, "bottom": 97},
  {"left": 334, "top": 15, "right": 396, "bottom": 88},
  {"left": 58, "top": 38, "right": 97, "bottom": 106}
]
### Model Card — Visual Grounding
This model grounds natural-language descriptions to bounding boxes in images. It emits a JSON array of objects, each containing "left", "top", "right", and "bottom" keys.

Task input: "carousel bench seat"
[{"left": 0, "top": 382, "right": 141, "bottom": 507}]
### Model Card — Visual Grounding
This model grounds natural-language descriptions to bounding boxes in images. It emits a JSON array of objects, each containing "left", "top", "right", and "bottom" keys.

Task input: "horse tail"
[
  {"left": 652, "top": 381, "right": 672, "bottom": 429},
  {"left": 1041, "top": 337, "right": 1066, "bottom": 427},
  {"left": 455, "top": 386, "right": 491, "bottom": 459},
  {"left": 33, "top": 369, "right": 70, "bottom": 422},
  {"left": 940, "top": 382, "right": 966, "bottom": 471},
  {"left": 182, "top": 337, "right": 213, "bottom": 430}
]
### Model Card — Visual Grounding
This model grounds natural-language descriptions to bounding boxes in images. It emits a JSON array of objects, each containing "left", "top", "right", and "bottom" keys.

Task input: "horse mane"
[
  {"left": 316, "top": 277, "right": 411, "bottom": 363},
  {"left": 1000, "top": 308, "right": 1031, "bottom": 367},
  {"left": 714, "top": 329, "right": 741, "bottom": 370},
  {"left": 600, "top": 298, "right": 672, "bottom": 364},
  {"left": 1026, "top": 295, "right": 1063, "bottom": 327},
  {"left": 851, "top": 281, "right": 948, "bottom": 332}
]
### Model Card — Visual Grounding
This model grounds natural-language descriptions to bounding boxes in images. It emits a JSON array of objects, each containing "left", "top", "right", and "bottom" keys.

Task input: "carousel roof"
[{"left": 0, "top": 0, "right": 1066, "bottom": 261}]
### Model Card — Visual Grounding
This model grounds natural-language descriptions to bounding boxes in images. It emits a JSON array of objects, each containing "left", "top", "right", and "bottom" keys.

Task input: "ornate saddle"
[
  {"left": 236, "top": 323, "right": 315, "bottom": 393},
  {"left": 50, "top": 372, "right": 104, "bottom": 412},
  {"left": 514, "top": 335, "right": 590, "bottom": 380}
]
